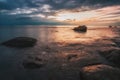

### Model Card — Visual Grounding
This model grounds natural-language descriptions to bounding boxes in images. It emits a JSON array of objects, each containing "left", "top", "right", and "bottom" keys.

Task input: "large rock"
[
  {"left": 23, "top": 61, "right": 44, "bottom": 69},
  {"left": 109, "top": 25, "right": 112, "bottom": 28},
  {"left": 23, "top": 56, "right": 46, "bottom": 69},
  {"left": 106, "top": 49, "right": 120, "bottom": 68},
  {"left": 73, "top": 25, "right": 87, "bottom": 32},
  {"left": 98, "top": 47, "right": 119, "bottom": 57},
  {"left": 98, "top": 47, "right": 120, "bottom": 68},
  {"left": 1, "top": 37, "right": 37, "bottom": 48},
  {"left": 80, "top": 64, "right": 120, "bottom": 80},
  {"left": 112, "top": 37, "right": 120, "bottom": 47},
  {"left": 67, "top": 51, "right": 108, "bottom": 67}
]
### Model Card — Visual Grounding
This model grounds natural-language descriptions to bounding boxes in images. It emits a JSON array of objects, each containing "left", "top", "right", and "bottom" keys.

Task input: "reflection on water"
[
  {"left": 0, "top": 26, "right": 118, "bottom": 80},
  {"left": 0, "top": 26, "right": 116, "bottom": 44},
  {"left": 53, "top": 27, "right": 116, "bottom": 44}
]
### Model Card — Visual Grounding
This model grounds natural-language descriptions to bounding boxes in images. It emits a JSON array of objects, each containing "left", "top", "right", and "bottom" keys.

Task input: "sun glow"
[
  {"left": 48, "top": 10, "right": 99, "bottom": 25},
  {"left": 47, "top": 5, "right": 120, "bottom": 25},
  {"left": 55, "top": 11, "right": 98, "bottom": 21}
]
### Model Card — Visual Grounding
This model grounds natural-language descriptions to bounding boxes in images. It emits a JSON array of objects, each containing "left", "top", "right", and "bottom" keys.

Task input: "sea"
[{"left": 0, "top": 25, "right": 118, "bottom": 80}]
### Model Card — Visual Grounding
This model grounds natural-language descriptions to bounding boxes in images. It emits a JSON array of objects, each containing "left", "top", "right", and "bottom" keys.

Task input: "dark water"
[{"left": 0, "top": 26, "right": 117, "bottom": 80}]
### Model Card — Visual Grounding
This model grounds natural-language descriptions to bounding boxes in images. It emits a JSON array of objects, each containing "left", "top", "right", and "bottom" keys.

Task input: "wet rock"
[
  {"left": 67, "top": 54, "right": 78, "bottom": 60},
  {"left": 80, "top": 64, "right": 120, "bottom": 80},
  {"left": 94, "top": 39, "right": 117, "bottom": 47},
  {"left": 1, "top": 37, "right": 37, "bottom": 48},
  {"left": 73, "top": 25, "right": 87, "bottom": 32},
  {"left": 23, "top": 61, "right": 44, "bottom": 69},
  {"left": 106, "top": 49, "right": 120, "bottom": 68},
  {"left": 112, "top": 38, "right": 120, "bottom": 47},
  {"left": 98, "top": 47, "right": 119, "bottom": 57},
  {"left": 23, "top": 56, "right": 46, "bottom": 69},
  {"left": 98, "top": 47, "right": 120, "bottom": 68},
  {"left": 109, "top": 25, "right": 112, "bottom": 28},
  {"left": 68, "top": 52, "right": 108, "bottom": 67}
]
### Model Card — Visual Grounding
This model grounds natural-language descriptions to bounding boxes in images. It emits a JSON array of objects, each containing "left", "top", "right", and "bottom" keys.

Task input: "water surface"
[{"left": 0, "top": 25, "right": 117, "bottom": 80}]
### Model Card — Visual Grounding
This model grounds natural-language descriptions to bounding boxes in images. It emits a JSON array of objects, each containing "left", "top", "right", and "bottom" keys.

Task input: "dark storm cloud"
[
  {"left": 0, "top": 0, "right": 120, "bottom": 25},
  {"left": 0, "top": 0, "right": 43, "bottom": 10},
  {"left": 0, "top": 12, "right": 66, "bottom": 25},
  {"left": 0, "top": 0, "right": 120, "bottom": 10}
]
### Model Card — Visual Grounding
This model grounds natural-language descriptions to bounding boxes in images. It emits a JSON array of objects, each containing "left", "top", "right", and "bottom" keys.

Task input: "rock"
[
  {"left": 112, "top": 38, "right": 120, "bottom": 47},
  {"left": 23, "top": 61, "right": 44, "bottom": 69},
  {"left": 98, "top": 47, "right": 119, "bottom": 57},
  {"left": 73, "top": 25, "right": 87, "bottom": 32},
  {"left": 1, "top": 37, "right": 37, "bottom": 48},
  {"left": 106, "top": 49, "right": 120, "bottom": 68},
  {"left": 23, "top": 56, "right": 46, "bottom": 69},
  {"left": 67, "top": 54, "right": 78, "bottom": 60},
  {"left": 109, "top": 25, "right": 112, "bottom": 28},
  {"left": 68, "top": 52, "right": 108, "bottom": 67},
  {"left": 98, "top": 47, "right": 120, "bottom": 68},
  {"left": 80, "top": 64, "right": 120, "bottom": 80}
]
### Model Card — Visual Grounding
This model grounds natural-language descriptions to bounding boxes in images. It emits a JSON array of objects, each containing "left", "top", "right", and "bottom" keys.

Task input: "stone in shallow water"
[
  {"left": 1, "top": 37, "right": 37, "bottom": 48},
  {"left": 23, "top": 61, "right": 44, "bottom": 69},
  {"left": 67, "top": 54, "right": 78, "bottom": 61},
  {"left": 80, "top": 64, "right": 120, "bottom": 80},
  {"left": 73, "top": 25, "right": 87, "bottom": 32},
  {"left": 111, "top": 37, "right": 120, "bottom": 47},
  {"left": 98, "top": 47, "right": 120, "bottom": 68},
  {"left": 69, "top": 51, "right": 108, "bottom": 67},
  {"left": 106, "top": 49, "right": 120, "bottom": 68}
]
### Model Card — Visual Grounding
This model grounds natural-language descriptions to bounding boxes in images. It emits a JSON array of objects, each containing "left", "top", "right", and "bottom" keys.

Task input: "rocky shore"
[
  {"left": 78, "top": 28, "right": 120, "bottom": 80},
  {"left": 21, "top": 27, "right": 120, "bottom": 80}
]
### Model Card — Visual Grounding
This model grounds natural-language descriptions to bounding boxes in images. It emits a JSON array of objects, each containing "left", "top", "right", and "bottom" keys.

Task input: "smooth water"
[{"left": 0, "top": 26, "right": 116, "bottom": 44}]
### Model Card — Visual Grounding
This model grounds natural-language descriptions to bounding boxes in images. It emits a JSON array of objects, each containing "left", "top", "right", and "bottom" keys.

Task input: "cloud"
[
  {"left": 1, "top": 0, "right": 120, "bottom": 10},
  {"left": 0, "top": 0, "right": 120, "bottom": 25}
]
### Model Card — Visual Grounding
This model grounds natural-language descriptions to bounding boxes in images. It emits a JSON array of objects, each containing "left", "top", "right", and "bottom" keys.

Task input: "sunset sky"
[{"left": 0, "top": 0, "right": 120, "bottom": 26}]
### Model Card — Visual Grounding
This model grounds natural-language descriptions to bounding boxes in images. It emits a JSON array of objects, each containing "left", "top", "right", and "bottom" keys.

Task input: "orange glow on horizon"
[{"left": 47, "top": 5, "right": 120, "bottom": 25}]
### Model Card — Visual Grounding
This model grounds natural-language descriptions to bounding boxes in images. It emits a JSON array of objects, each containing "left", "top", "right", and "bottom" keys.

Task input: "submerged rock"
[
  {"left": 112, "top": 38, "right": 120, "bottom": 47},
  {"left": 67, "top": 54, "right": 78, "bottom": 60},
  {"left": 23, "top": 56, "right": 46, "bottom": 69},
  {"left": 109, "top": 25, "right": 112, "bottom": 28},
  {"left": 80, "top": 64, "right": 120, "bottom": 80},
  {"left": 73, "top": 25, "right": 87, "bottom": 32},
  {"left": 23, "top": 61, "right": 44, "bottom": 69},
  {"left": 106, "top": 49, "right": 120, "bottom": 68},
  {"left": 1, "top": 37, "right": 37, "bottom": 48},
  {"left": 98, "top": 47, "right": 120, "bottom": 68}
]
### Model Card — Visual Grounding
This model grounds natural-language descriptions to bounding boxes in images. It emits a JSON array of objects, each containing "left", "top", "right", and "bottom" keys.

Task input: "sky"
[{"left": 0, "top": 0, "right": 120, "bottom": 26}]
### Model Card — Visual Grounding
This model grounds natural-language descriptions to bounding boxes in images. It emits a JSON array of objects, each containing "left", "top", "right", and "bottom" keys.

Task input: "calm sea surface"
[{"left": 0, "top": 25, "right": 116, "bottom": 43}]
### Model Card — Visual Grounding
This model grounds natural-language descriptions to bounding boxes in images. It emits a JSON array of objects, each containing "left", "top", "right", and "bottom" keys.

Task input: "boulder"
[
  {"left": 23, "top": 61, "right": 44, "bottom": 69},
  {"left": 106, "top": 49, "right": 120, "bottom": 68},
  {"left": 23, "top": 56, "right": 45, "bottom": 69},
  {"left": 73, "top": 25, "right": 87, "bottom": 32},
  {"left": 80, "top": 64, "right": 120, "bottom": 80},
  {"left": 1, "top": 37, "right": 37, "bottom": 48},
  {"left": 67, "top": 51, "right": 108, "bottom": 67},
  {"left": 109, "top": 25, "right": 112, "bottom": 28},
  {"left": 98, "top": 47, "right": 120, "bottom": 68},
  {"left": 66, "top": 54, "right": 78, "bottom": 61},
  {"left": 112, "top": 38, "right": 120, "bottom": 47}
]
